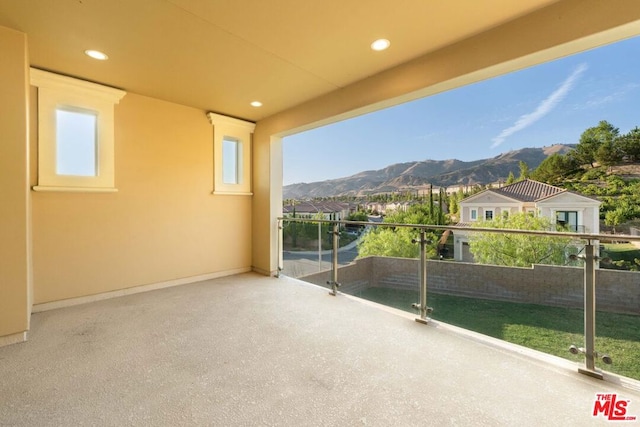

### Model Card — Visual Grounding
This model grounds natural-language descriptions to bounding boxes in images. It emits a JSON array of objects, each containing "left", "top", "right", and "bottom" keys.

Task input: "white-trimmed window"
[
  {"left": 222, "top": 137, "right": 242, "bottom": 184},
  {"left": 470, "top": 208, "right": 478, "bottom": 221},
  {"left": 485, "top": 209, "right": 494, "bottom": 220},
  {"left": 207, "top": 112, "right": 255, "bottom": 195},
  {"left": 31, "top": 68, "right": 126, "bottom": 192}
]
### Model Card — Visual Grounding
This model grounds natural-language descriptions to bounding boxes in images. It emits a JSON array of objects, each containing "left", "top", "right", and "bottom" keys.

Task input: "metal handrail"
[{"left": 277, "top": 216, "right": 640, "bottom": 243}]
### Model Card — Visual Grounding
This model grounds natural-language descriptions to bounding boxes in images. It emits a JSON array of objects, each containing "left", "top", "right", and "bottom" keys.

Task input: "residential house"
[
  {"left": 282, "top": 201, "right": 353, "bottom": 220},
  {"left": 454, "top": 179, "right": 601, "bottom": 262},
  {"left": 0, "top": 1, "right": 637, "bottom": 351},
  {"left": 365, "top": 201, "right": 386, "bottom": 215},
  {"left": 384, "top": 200, "right": 417, "bottom": 213}
]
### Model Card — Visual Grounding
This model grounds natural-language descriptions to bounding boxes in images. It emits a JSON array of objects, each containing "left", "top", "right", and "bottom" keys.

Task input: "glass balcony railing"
[{"left": 278, "top": 217, "right": 640, "bottom": 382}]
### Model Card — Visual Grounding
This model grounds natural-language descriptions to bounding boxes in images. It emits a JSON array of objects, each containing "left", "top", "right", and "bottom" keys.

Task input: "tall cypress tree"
[{"left": 429, "top": 184, "right": 434, "bottom": 219}]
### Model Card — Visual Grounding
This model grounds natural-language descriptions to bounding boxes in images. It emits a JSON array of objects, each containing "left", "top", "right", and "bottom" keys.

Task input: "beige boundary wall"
[{"left": 300, "top": 257, "right": 640, "bottom": 315}]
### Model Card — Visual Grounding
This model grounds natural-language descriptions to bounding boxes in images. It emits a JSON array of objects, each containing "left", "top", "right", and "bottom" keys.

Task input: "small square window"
[
  {"left": 485, "top": 210, "right": 494, "bottom": 220},
  {"left": 470, "top": 209, "right": 477, "bottom": 221}
]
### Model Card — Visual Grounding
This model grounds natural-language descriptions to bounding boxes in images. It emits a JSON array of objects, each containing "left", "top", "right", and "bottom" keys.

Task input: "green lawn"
[
  {"left": 602, "top": 243, "right": 640, "bottom": 269},
  {"left": 351, "top": 287, "right": 640, "bottom": 380}
]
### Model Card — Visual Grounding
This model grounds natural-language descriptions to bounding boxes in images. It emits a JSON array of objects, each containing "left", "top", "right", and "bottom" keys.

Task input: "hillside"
[{"left": 284, "top": 144, "right": 574, "bottom": 199}]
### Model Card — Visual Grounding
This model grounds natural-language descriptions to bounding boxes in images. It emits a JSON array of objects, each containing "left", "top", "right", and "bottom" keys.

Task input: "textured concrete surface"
[{"left": 1, "top": 273, "right": 639, "bottom": 426}]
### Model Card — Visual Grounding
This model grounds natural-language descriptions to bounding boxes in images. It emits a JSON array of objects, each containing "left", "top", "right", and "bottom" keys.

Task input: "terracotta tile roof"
[{"left": 492, "top": 179, "right": 565, "bottom": 202}]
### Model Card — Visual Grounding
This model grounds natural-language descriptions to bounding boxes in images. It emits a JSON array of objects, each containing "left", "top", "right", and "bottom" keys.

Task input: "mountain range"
[{"left": 283, "top": 144, "right": 574, "bottom": 199}]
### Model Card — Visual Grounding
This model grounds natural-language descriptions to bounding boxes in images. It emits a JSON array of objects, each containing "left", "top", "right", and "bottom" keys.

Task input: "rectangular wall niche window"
[
  {"left": 31, "top": 68, "right": 126, "bottom": 192},
  {"left": 56, "top": 108, "right": 98, "bottom": 176},
  {"left": 207, "top": 112, "right": 254, "bottom": 195},
  {"left": 222, "top": 137, "right": 242, "bottom": 184}
]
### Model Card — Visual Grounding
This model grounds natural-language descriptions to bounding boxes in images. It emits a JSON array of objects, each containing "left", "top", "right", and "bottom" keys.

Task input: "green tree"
[
  {"left": 291, "top": 206, "right": 297, "bottom": 247},
  {"left": 357, "top": 203, "right": 444, "bottom": 259},
  {"left": 428, "top": 184, "right": 434, "bottom": 218},
  {"left": 468, "top": 213, "right": 577, "bottom": 267},
  {"left": 358, "top": 227, "right": 437, "bottom": 259},
  {"left": 517, "top": 161, "right": 530, "bottom": 181},
  {"left": 505, "top": 171, "right": 515, "bottom": 185},
  {"left": 531, "top": 153, "right": 579, "bottom": 184},
  {"left": 604, "top": 208, "right": 627, "bottom": 234},
  {"left": 574, "top": 120, "right": 619, "bottom": 167},
  {"left": 449, "top": 191, "right": 459, "bottom": 216},
  {"left": 595, "top": 138, "right": 623, "bottom": 168},
  {"left": 438, "top": 187, "right": 445, "bottom": 225},
  {"left": 617, "top": 127, "right": 640, "bottom": 162},
  {"left": 346, "top": 211, "right": 368, "bottom": 222}
]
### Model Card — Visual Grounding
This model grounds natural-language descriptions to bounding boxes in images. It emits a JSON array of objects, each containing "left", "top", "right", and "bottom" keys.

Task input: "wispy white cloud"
[
  {"left": 490, "top": 63, "right": 588, "bottom": 149},
  {"left": 573, "top": 82, "right": 640, "bottom": 110}
]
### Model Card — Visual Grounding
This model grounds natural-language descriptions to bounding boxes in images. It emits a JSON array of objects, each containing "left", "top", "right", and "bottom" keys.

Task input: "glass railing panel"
[
  {"left": 340, "top": 254, "right": 421, "bottom": 316},
  {"left": 281, "top": 219, "right": 332, "bottom": 279},
  {"left": 429, "top": 229, "right": 588, "bottom": 367},
  {"left": 594, "top": 247, "right": 640, "bottom": 381},
  {"left": 336, "top": 224, "right": 429, "bottom": 318}
]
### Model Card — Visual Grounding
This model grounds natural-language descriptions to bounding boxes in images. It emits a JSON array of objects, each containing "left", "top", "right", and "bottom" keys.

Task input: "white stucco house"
[{"left": 454, "top": 179, "right": 601, "bottom": 262}]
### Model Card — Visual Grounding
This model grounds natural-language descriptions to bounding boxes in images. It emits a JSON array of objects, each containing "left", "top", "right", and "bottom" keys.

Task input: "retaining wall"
[{"left": 300, "top": 257, "right": 640, "bottom": 315}]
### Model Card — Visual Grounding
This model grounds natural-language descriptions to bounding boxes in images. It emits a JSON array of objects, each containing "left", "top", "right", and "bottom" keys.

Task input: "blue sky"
[{"left": 283, "top": 35, "right": 640, "bottom": 186}]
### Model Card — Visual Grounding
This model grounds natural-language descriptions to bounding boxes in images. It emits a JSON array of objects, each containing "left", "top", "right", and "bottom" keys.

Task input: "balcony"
[
  {"left": 1, "top": 271, "right": 639, "bottom": 425},
  {"left": 281, "top": 219, "right": 640, "bottom": 380}
]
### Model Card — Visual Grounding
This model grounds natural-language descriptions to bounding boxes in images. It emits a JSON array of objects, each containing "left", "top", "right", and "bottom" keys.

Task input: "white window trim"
[
  {"left": 470, "top": 208, "right": 478, "bottom": 221},
  {"left": 484, "top": 209, "right": 494, "bottom": 220},
  {"left": 31, "top": 68, "right": 126, "bottom": 192},
  {"left": 551, "top": 208, "right": 584, "bottom": 228},
  {"left": 207, "top": 112, "right": 255, "bottom": 195}
]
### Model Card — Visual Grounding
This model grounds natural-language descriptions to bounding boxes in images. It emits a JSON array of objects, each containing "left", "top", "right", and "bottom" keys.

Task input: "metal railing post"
[
  {"left": 412, "top": 229, "right": 432, "bottom": 324},
  {"left": 569, "top": 240, "right": 611, "bottom": 379},
  {"left": 583, "top": 242, "right": 597, "bottom": 373},
  {"left": 328, "top": 223, "right": 340, "bottom": 296},
  {"left": 318, "top": 221, "right": 322, "bottom": 272},
  {"left": 276, "top": 219, "right": 283, "bottom": 278}
]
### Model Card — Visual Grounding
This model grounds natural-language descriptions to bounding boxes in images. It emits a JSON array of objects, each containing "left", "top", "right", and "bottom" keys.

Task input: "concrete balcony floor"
[{"left": 1, "top": 273, "right": 639, "bottom": 426}]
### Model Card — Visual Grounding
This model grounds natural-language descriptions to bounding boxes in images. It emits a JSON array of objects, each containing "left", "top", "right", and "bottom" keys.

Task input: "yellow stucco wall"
[
  {"left": 30, "top": 93, "right": 252, "bottom": 304},
  {"left": 0, "top": 26, "right": 30, "bottom": 339}
]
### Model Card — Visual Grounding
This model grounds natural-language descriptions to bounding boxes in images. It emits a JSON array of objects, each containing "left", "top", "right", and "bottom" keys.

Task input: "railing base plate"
[
  {"left": 415, "top": 318, "right": 429, "bottom": 325},
  {"left": 578, "top": 368, "right": 604, "bottom": 380}
]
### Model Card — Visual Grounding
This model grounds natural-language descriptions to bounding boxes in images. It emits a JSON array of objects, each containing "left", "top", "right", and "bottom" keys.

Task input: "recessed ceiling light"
[
  {"left": 84, "top": 50, "right": 109, "bottom": 60},
  {"left": 250, "top": 101, "right": 263, "bottom": 107},
  {"left": 371, "top": 39, "right": 390, "bottom": 51}
]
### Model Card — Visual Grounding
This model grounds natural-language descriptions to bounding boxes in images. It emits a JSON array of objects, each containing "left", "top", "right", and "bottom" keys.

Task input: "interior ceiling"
[{"left": 0, "top": 0, "right": 561, "bottom": 122}]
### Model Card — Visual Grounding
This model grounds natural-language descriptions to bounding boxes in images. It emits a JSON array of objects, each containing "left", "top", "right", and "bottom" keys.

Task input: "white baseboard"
[
  {"left": 32, "top": 267, "right": 252, "bottom": 313},
  {"left": 0, "top": 331, "right": 27, "bottom": 347}
]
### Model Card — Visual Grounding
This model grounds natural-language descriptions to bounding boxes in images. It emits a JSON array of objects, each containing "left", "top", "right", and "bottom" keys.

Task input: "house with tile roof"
[
  {"left": 454, "top": 179, "right": 601, "bottom": 262},
  {"left": 282, "top": 201, "right": 354, "bottom": 221}
]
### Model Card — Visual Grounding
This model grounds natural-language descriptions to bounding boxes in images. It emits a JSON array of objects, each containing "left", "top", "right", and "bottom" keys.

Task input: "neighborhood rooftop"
[{"left": 492, "top": 179, "right": 566, "bottom": 202}]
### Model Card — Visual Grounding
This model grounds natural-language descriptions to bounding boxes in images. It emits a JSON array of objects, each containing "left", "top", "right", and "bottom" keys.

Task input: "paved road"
[{"left": 282, "top": 245, "right": 359, "bottom": 278}]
